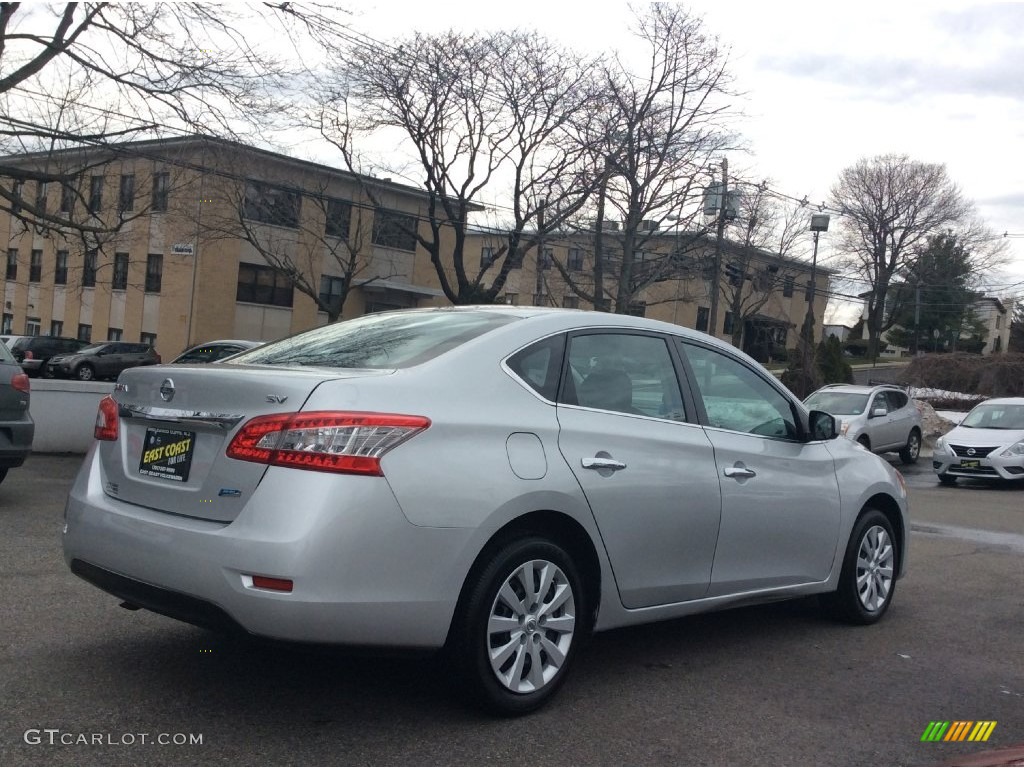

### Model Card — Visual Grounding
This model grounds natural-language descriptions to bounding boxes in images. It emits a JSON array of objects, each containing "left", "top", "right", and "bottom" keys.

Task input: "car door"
[
  {"left": 678, "top": 341, "right": 842, "bottom": 596},
  {"left": 555, "top": 331, "right": 722, "bottom": 608},
  {"left": 869, "top": 391, "right": 901, "bottom": 450}
]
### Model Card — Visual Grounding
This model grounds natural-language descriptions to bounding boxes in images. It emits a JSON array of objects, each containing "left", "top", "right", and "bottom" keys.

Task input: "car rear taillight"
[
  {"left": 155, "top": 354, "right": 161, "bottom": 363},
  {"left": 11, "top": 372, "right": 29, "bottom": 393},
  {"left": 23, "top": 350, "right": 33, "bottom": 360},
  {"left": 226, "top": 411, "right": 430, "bottom": 476},
  {"left": 94, "top": 395, "right": 119, "bottom": 441}
]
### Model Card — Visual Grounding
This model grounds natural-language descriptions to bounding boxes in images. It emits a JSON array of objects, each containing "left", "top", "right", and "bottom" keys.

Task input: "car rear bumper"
[
  {"left": 0, "top": 416, "right": 34, "bottom": 466},
  {"left": 933, "top": 456, "right": 1024, "bottom": 481},
  {"left": 63, "top": 446, "right": 475, "bottom": 649}
]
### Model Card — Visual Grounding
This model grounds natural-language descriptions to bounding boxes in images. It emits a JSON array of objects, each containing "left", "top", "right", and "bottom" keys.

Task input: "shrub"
[
  {"left": 817, "top": 335, "right": 853, "bottom": 384},
  {"left": 901, "top": 352, "right": 1024, "bottom": 397}
]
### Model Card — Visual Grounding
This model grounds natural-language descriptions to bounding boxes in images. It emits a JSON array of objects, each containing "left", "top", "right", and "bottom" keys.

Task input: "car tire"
[
  {"left": 857, "top": 435, "right": 871, "bottom": 451},
  {"left": 938, "top": 474, "right": 957, "bottom": 486},
  {"left": 451, "top": 537, "right": 586, "bottom": 716},
  {"left": 899, "top": 429, "right": 922, "bottom": 464},
  {"left": 75, "top": 364, "right": 95, "bottom": 381},
  {"left": 821, "top": 509, "right": 898, "bottom": 625}
]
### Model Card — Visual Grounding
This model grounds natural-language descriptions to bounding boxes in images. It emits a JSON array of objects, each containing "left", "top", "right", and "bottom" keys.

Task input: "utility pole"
[
  {"left": 593, "top": 165, "right": 608, "bottom": 312},
  {"left": 535, "top": 198, "right": 546, "bottom": 306},
  {"left": 708, "top": 157, "right": 728, "bottom": 338}
]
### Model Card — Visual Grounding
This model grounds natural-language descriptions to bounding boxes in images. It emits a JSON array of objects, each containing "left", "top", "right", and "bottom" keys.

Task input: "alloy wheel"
[
  {"left": 486, "top": 559, "right": 576, "bottom": 694},
  {"left": 856, "top": 525, "right": 894, "bottom": 612}
]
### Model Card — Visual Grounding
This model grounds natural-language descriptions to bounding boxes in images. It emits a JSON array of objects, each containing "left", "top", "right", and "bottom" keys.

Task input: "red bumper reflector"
[{"left": 251, "top": 575, "right": 293, "bottom": 592}]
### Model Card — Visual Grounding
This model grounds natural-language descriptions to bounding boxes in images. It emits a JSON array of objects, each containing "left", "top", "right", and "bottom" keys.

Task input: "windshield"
[
  {"left": 228, "top": 310, "right": 518, "bottom": 369},
  {"left": 804, "top": 392, "right": 869, "bottom": 416},
  {"left": 960, "top": 403, "right": 1024, "bottom": 430},
  {"left": 76, "top": 345, "right": 108, "bottom": 355}
]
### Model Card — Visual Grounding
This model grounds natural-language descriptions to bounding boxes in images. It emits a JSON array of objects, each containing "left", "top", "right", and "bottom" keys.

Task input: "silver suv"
[{"left": 804, "top": 384, "right": 923, "bottom": 464}]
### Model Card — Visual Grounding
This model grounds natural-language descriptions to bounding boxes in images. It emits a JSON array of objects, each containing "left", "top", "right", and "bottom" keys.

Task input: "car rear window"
[
  {"left": 229, "top": 310, "right": 519, "bottom": 369},
  {"left": 0, "top": 341, "right": 15, "bottom": 363},
  {"left": 804, "top": 391, "right": 868, "bottom": 416}
]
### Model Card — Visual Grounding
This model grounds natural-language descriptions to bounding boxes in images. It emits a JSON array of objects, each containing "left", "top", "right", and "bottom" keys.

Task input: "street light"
[{"left": 799, "top": 213, "right": 830, "bottom": 396}]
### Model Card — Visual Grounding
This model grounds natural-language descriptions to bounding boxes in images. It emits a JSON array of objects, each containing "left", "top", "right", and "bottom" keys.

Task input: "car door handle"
[
  {"left": 582, "top": 457, "right": 627, "bottom": 471},
  {"left": 723, "top": 465, "right": 756, "bottom": 479}
]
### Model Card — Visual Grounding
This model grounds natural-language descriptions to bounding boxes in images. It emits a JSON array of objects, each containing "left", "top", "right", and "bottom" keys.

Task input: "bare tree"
[
  {"left": 717, "top": 184, "right": 806, "bottom": 348},
  {"left": 0, "top": 2, "right": 346, "bottom": 238},
  {"left": 558, "top": 2, "right": 737, "bottom": 313},
  {"left": 318, "top": 29, "right": 597, "bottom": 304},
  {"left": 829, "top": 154, "right": 973, "bottom": 359}
]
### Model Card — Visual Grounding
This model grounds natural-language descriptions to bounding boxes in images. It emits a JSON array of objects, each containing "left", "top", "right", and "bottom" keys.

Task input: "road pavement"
[{"left": 1, "top": 454, "right": 1021, "bottom": 766}]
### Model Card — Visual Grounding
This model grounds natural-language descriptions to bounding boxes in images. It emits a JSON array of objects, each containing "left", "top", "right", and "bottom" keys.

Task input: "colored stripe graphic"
[
  {"left": 921, "top": 721, "right": 997, "bottom": 742},
  {"left": 922, "top": 722, "right": 950, "bottom": 742}
]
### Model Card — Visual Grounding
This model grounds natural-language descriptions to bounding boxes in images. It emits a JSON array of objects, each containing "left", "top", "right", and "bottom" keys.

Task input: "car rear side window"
[
  {"left": 506, "top": 334, "right": 565, "bottom": 401},
  {"left": 230, "top": 310, "right": 519, "bottom": 369},
  {"left": 559, "top": 333, "right": 687, "bottom": 421}
]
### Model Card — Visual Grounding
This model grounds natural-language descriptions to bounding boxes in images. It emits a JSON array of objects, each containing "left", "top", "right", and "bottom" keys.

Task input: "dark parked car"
[
  {"left": 170, "top": 339, "right": 263, "bottom": 364},
  {"left": 47, "top": 342, "right": 161, "bottom": 381},
  {"left": 0, "top": 341, "right": 34, "bottom": 483},
  {"left": 9, "top": 336, "right": 86, "bottom": 377}
]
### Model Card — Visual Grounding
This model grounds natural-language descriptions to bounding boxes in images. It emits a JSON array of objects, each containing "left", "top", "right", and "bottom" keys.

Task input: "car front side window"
[{"left": 680, "top": 342, "right": 799, "bottom": 439}]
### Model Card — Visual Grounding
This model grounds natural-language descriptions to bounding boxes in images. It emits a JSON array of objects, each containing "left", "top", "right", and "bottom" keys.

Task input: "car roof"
[
  {"left": 810, "top": 384, "right": 904, "bottom": 395},
  {"left": 973, "top": 397, "right": 1024, "bottom": 406}
]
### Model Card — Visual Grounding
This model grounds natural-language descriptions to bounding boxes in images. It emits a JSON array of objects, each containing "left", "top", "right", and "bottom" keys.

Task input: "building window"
[
  {"left": 723, "top": 311, "right": 735, "bottom": 335},
  {"left": 77, "top": 324, "right": 92, "bottom": 342},
  {"left": 243, "top": 180, "right": 300, "bottom": 228},
  {"left": 11, "top": 180, "right": 23, "bottom": 215},
  {"left": 371, "top": 208, "right": 417, "bottom": 252},
  {"left": 112, "top": 252, "right": 129, "bottom": 290},
  {"left": 783, "top": 276, "right": 794, "bottom": 298},
  {"left": 504, "top": 293, "right": 519, "bottom": 306},
  {"left": 25, "top": 318, "right": 40, "bottom": 336},
  {"left": 236, "top": 262, "right": 293, "bottom": 307},
  {"left": 1, "top": 313, "right": 11, "bottom": 334},
  {"left": 54, "top": 250, "right": 68, "bottom": 285},
  {"left": 145, "top": 254, "right": 162, "bottom": 293},
  {"left": 318, "top": 274, "right": 344, "bottom": 316},
  {"left": 696, "top": 306, "right": 709, "bottom": 332},
  {"left": 480, "top": 247, "right": 494, "bottom": 269},
  {"left": 568, "top": 248, "right": 584, "bottom": 272},
  {"left": 35, "top": 181, "right": 48, "bottom": 214},
  {"left": 140, "top": 332, "right": 157, "bottom": 347},
  {"left": 119, "top": 174, "right": 135, "bottom": 213},
  {"left": 562, "top": 296, "right": 579, "bottom": 309},
  {"left": 538, "top": 248, "right": 553, "bottom": 270},
  {"left": 325, "top": 197, "right": 351, "bottom": 239},
  {"left": 995, "top": 314, "right": 1002, "bottom": 330},
  {"left": 6, "top": 248, "right": 17, "bottom": 280},
  {"left": 88, "top": 175, "right": 103, "bottom": 214},
  {"left": 83, "top": 250, "right": 97, "bottom": 288},
  {"left": 805, "top": 280, "right": 814, "bottom": 301},
  {"left": 627, "top": 302, "right": 647, "bottom": 318},
  {"left": 29, "top": 249, "right": 42, "bottom": 283},
  {"left": 107, "top": 327, "right": 123, "bottom": 341},
  {"left": 151, "top": 172, "right": 170, "bottom": 212},
  {"left": 50, "top": 320, "right": 63, "bottom": 336},
  {"left": 60, "top": 181, "right": 75, "bottom": 214}
]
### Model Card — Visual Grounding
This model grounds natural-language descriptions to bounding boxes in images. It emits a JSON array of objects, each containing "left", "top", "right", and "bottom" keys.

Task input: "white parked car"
[{"left": 932, "top": 397, "right": 1024, "bottom": 485}]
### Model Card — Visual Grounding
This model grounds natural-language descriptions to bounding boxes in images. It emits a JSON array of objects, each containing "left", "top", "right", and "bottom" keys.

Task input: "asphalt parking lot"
[{"left": 1, "top": 453, "right": 1021, "bottom": 766}]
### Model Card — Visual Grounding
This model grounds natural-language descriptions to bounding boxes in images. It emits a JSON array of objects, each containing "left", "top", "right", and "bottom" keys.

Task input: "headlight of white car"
[
  {"left": 934, "top": 436, "right": 946, "bottom": 452},
  {"left": 1000, "top": 441, "right": 1024, "bottom": 458},
  {"left": 839, "top": 421, "right": 850, "bottom": 436}
]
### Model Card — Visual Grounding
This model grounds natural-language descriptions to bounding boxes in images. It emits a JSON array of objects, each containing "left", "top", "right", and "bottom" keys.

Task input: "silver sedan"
[{"left": 63, "top": 307, "right": 909, "bottom": 714}]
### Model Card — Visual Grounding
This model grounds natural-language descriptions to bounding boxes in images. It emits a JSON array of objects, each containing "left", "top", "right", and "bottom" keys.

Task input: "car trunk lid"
[{"left": 99, "top": 364, "right": 391, "bottom": 522}]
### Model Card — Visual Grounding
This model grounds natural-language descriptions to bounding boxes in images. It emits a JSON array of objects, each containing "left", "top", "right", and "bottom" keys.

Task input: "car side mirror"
[
  {"left": 808, "top": 410, "right": 838, "bottom": 441},
  {"left": 871, "top": 407, "right": 886, "bottom": 418}
]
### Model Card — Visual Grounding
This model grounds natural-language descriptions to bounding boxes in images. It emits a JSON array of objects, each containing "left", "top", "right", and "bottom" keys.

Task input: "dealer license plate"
[
  {"left": 138, "top": 428, "right": 196, "bottom": 482},
  {"left": 959, "top": 459, "right": 981, "bottom": 469}
]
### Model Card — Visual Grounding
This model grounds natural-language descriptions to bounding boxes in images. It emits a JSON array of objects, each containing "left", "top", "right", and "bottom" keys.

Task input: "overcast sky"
[{"left": 343, "top": 0, "right": 1024, "bottom": 322}]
